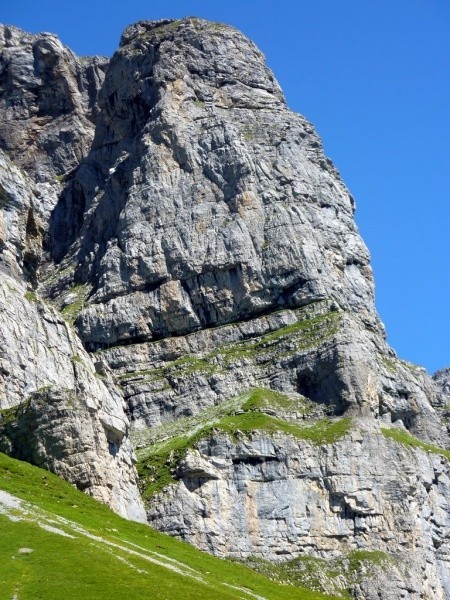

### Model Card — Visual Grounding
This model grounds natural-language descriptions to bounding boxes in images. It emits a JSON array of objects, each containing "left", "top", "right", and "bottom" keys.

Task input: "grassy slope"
[{"left": 0, "top": 452, "right": 339, "bottom": 600}]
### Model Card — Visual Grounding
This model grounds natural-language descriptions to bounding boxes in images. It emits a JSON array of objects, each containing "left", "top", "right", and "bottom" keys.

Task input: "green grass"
[
  {"left": 0, "top": 452, "right": 338, "bottom": 600},
  {"left": 119, "top": 356, "right": 218, "bottom": 384},
  {"left": 241, "top": 387, "right": 313, "bottom": 413},
  {"left": 24, "top": 291, "right": 37, "bottom": 302},
  {"left": 119, "top": 307, "right": 341, "bottom": 386},
  {"left": 137, "top": 389, "right": 351, "bottom": 499},
  {"left": 345, "top": 550, "right": 392, "bottom": 572},
  {"left": 211, "top": 413, "right": 351, "bottom": 445},
  {"left": 243, "top": 555, "right": 343, "bottom": 596},
  {"left": 131, "top": 387, "right": 305, "bottom": 451},
  {"left": 381, "top": 356, "right": 397, "bottom": 373},
  {"left": 380, "top": 355, "right": 422, "bottom": 376},
  {"left": 244, "top": 550, "right": 394, "bottom": 598},
  {"left": 60, "top": 284, "right": 88, "bottom": 324},
  {"left": 0, "top": 404, "right": 21, "bottom": 426},
  {"left": 166, "top": 356, "right": 217, "bottom": 376},
  {"left": 243, "top": 127, "right": 256, "bottom": 142},
  {"left": 381, "top": 427, "right": 450, "bottom": 460},
  {"left": 41, "top": 263, "right": 76, "bottom": 290},
  {"left": 210, "top": 311, "right": 340, "bottom": 364}
]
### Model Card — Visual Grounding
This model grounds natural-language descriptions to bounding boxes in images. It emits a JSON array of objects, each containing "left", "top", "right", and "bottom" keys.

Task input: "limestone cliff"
[
  {"left": 0, "top": 78, "right": 144, "bottom": 521},
  {"left": 0, "top": 17, "right": 449, "bottom": 599}
]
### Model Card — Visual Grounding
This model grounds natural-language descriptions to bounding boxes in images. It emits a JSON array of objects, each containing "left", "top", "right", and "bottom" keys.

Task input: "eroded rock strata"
[{"left": 0, "top": 17, "right": 449, "bottom": 598}]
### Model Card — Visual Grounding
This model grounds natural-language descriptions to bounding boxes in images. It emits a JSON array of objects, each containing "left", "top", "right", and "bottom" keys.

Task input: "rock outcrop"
[
  {"left": 0, "top": 16, "right": 449, "bottom": 599},
  {"left": 148, "top": 428, "right": 450, "bottom": 599},
  {"left": 46, "top": 18, "right": 379, "bottom": 344},
  {"left": 0, "top": 24, "right": 106, "bottom": 182},
  {"left": 0, "top": 90, "right": 144, "bottom": 521},
  {"left": 435, "top": 368, "right": 450, "bottom": 402}
]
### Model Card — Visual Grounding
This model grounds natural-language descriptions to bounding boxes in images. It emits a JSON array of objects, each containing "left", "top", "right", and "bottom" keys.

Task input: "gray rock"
[
  {"left": 0, "top": 24, "right": 107, "bottom": 183},
  {"left": 0, "top": 143, "right": 144, "bottom": 521},
  {"left": 0, "top": 15, "right": 449, "bottom": 599},
  {"left": 44, "top": 17, "right": 380, "bottom": 345},
  {"left": 434, "top": 368, "right": 450, "bottom": 403},
  {"left": 147, "top": 426, "right": 450, "bottom": 599},
  {"left": 0, "top": 272, "right": 146, "bottom": 522}
]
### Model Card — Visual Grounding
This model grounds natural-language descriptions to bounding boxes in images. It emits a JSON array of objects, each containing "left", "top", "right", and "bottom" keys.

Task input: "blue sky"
[{"left": 2, "top": 1, "right": 449, "bottom": 374}]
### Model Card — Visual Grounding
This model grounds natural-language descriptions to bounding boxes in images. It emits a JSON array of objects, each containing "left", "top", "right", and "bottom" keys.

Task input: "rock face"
[
  {"left": 0, "top": 68, "right": 145, "bottom": 521},
  {"left": 435, "top": 369, "right": 450, "bottom": 402},
  {"left": 0, "top": 24, "right": 106, "bottom": 182},
  {"left": 47, "top": 18, "right": 379, "bottom": 346},
  {"left": 1, "top": 16, "right": 450, "bottom": 599},
  {"left": 148, "top": 428, "right": 450, "bottom": 599},
  {"left": 0, "top": 272, "right": 145, "bottom": 522}
]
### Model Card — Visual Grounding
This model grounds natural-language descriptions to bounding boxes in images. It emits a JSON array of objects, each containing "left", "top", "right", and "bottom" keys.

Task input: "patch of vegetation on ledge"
[
  {"left": 119, "top": 305, "right": 341, "bottom": 386},
  {"left": 136, "top": 388, "right": 351, "bottom": 499},
  {"left": 24, "top": 290, "right": 37, "bottom": 302},
  {"left": 380, "top": 355, "right": 424, "bottom": 376},
  {"left": 241, "top": 387, "right": 314, "bottom": 413},
  {"left": 132, "top": 387, "right": 314, "bottom": 451},
  {"left": 0, "top": 404, "right": 21, "bottom": 427},
  {"left": 381, "top": 427, "right": 450, "bottom": 461},
  {"left": 212, "top": 413, "right": 351, "bottom": 446},
  {"left": 60, "top": 285, "right": 88, "bottom": 324},
  {"left": 211, "top": 310, "right": 341, "bottom": 364},
  {"left": 0, "top": 452, "right": 338, "bottom": 600},
  {"left": 244, "top": 549, "right": 394, "bottom": 599},
  {"left": 119, "top": 354, "right": 223, "bottom": 384}
]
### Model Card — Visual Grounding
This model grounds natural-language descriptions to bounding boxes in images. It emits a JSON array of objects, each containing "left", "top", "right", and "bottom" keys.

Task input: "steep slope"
[
  {"left": 0, "top": 16, "right": 449, "bottom": 600},
  {"left": 0, "top": 24, "right": 106, "bottom": 183},
  {"left": 0, "top": 451, "right": 337, "bottom": 600},
  {"left": 42, "top": 17, "right": 445, "bottom": 442}
]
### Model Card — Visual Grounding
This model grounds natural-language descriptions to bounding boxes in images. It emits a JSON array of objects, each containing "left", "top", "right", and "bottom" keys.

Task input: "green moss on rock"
[
  {"left": 381, "top": 427, "right": 450, "bottom": 461},
  {"left": 243, "top": 549, "right": 394, "bottom": 598}
]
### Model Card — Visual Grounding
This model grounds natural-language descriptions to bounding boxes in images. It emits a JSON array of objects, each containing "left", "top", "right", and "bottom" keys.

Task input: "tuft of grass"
[
  {"left": 60, "top": 284, "right": 88, "bottom": 324},
  {"left": 381, "top": 356, "right": 397, "bottom": 373},
  {"left": 381, "top": 427, "right": 450, "bottom": 460},
  {"left": 24, "top": 291, "right": 37, "bottom": 302},
  {"left": 0, "top": 452, "right": 337, "bottom": 600}
]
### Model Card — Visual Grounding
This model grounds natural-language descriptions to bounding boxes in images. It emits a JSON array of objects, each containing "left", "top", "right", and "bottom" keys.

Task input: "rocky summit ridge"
[{"left": 0, "top": 17, "right": 449, "bottom": 599}]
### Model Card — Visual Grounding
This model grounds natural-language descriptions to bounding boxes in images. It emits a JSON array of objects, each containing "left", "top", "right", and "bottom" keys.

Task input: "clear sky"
[{"left": 2, "top": 0, "right": 449, "bottom": 374}]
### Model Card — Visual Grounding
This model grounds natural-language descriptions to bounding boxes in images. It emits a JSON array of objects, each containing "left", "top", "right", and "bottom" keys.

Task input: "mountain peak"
[{"left": 1, "top": 19, "right": 449, "bottom": 599}]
